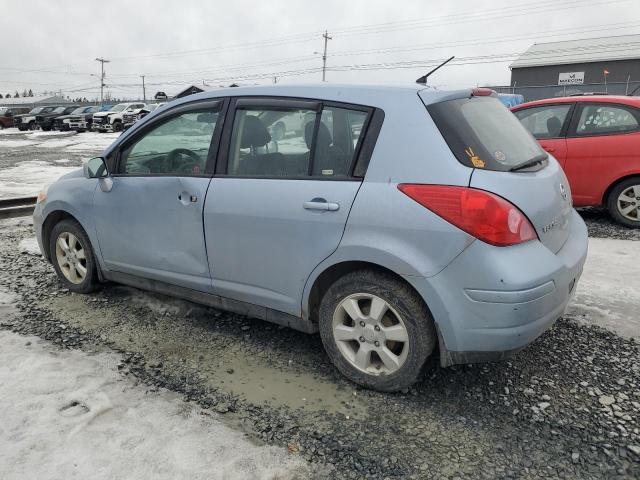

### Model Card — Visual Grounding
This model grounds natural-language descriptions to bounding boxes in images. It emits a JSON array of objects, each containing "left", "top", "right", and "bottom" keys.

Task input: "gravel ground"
[
  {"left": 578, "top": 207, "right": 640, "bottom": 241},
  {"left": 1, "top": 218, "right": 638, "bottom": 479}
]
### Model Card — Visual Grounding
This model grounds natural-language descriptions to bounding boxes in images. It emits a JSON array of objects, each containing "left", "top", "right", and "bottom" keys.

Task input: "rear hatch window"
[{"left": 427, "top": 96, "right": 547, "bottom": 172}]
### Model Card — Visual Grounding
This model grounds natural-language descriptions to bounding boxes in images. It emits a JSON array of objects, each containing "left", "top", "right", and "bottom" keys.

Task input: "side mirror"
[{"left": 83, "top": 157, "right": 108, "bottom": 179}]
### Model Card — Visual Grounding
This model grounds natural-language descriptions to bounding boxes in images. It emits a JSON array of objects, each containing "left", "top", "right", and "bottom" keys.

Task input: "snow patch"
[
  {"left": 19, "top": 237, "right": 41, "bottom": 256},
  {"left": 568, "top": 237, "right": 640, "bottom": 339},
  {"left": 0, "top": 330, "right": 308, "bottom": 480},
  {"left": 0, "top": 160, "right": 77, "bottom": 199},
  {"left": 0, "top": 139, "right": 38, "bottom": 148}
]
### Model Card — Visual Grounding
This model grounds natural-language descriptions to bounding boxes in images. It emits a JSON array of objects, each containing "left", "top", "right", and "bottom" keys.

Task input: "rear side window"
[
  {"left": 428, "top": 96, "right": 546, "bottom": 171},
  {"left": 226, "top": 104, "right": 369, "bottom": 178},
  {"left": 575, "top": 104, "right": 640, "bottom": 136},
  {"left": 513, "top": 104, "right": 572, "bottom": 139}
]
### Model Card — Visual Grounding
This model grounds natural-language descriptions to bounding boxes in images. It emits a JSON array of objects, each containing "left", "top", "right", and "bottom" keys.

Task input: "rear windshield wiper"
[{"left": 509, "top": 154, "right": 548, "bottom": 172}]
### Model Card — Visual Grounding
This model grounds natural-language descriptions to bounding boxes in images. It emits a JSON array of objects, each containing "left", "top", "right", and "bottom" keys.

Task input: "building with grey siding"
[{"left": 503, "top": 34, "right": 640, "bottom": 100}]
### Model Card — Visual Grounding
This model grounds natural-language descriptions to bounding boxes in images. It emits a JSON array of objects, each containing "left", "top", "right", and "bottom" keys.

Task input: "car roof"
[
  {"left": 512, "top": 95, "right": 640, "bottom": 110},
  {"left": 165, "top": 83, "right": 473, "bottom": 110}
]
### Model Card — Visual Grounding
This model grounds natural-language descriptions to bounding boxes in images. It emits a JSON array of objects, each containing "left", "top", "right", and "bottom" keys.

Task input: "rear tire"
[
  {"left": 318, "top": 269, "right": 436, "bottom": 392},
  {"left": 49, "top": 219, "right": 99, "bottom": 293},
  {"left": 607, "top": 177, "right": 640, "bottom": 228}
]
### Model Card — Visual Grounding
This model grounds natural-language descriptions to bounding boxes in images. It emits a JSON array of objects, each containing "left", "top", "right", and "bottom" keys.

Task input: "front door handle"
[
  {"left": 303, "top": 198, "right": 340, "bottom": 211},
  {"left": 178, "top": 193, "right": 198, "bottom": 204},
  {"left": 541, "top": 145, "right": 556, "bottom": 152}
]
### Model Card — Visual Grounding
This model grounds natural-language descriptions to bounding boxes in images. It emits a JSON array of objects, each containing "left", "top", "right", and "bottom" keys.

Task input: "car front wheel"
[
  {"left": 608, "top": 177, "right": 640, "bottom": 228},
  {"left": 318, "top": 270, "right": 437, "bottom": 392},
  {"left": 49, "top": 219, "right": 99, "bottom": 293}
]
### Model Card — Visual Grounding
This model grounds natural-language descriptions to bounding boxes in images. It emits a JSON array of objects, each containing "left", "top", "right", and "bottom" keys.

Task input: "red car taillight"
[{"left": 397, "top": 184, "right": 537, "bottom": 247}]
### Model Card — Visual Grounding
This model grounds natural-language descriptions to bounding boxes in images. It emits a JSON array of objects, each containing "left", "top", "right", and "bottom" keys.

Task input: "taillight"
[{"left": 397, "top": 184, "right": 537, "bottom": 247}]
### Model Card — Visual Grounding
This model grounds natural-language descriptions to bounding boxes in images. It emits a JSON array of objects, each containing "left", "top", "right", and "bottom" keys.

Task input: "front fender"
[{"left": 39, "top": 177, "right": 104, "bottom": 269}]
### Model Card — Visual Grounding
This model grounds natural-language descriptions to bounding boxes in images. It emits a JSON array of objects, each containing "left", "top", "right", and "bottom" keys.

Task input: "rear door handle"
[{"left": 303, "top": 199, "right": 340, "bottom": 211}]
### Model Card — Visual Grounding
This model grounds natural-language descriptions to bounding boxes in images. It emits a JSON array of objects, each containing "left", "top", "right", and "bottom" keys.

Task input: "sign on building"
[{"left": 558, "top": 72, "right": 585, "bottom": 85}]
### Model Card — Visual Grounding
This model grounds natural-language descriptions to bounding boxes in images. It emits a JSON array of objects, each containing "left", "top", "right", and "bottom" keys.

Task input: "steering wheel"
[{"left": 166, "top": 148, "right": 202, "bottom": 174}]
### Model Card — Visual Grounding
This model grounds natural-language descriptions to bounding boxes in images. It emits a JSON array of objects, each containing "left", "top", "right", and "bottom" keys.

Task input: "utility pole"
[
  {"left": 141, "top": 75, "right": 146, "bottom": 102},
  {"left": 321, "top": 30, "right": 332, "bottom": 82},
  {"left": 95, "top": 57, "right": 110, "bottom": 104}
]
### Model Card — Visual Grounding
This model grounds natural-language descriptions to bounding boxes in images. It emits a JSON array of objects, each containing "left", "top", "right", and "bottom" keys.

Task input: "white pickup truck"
[{"left": 91, "top": 102, "right": 146, "bottom": 132}]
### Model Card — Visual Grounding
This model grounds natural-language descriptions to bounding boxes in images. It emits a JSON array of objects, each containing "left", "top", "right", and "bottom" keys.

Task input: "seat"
[
  {"left": 546, "top": 116, "right": 562, "bottom": 138},
  {"left": 304, "top": 121, "right": 347, "bottom": 176},
  {"left": 236, "top": 115, "right": 284, "bottom": 175}
]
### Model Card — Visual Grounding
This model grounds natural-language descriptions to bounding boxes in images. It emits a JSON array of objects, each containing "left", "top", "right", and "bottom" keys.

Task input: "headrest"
[
  {"left": 546, "top": 116, "right": 562, "bottom": 137},
  {"left": 240, "top": 115, "right": 271, "bottom": 148},
  {"left": 304, "top": 121, "right": 332, "bottom": 150}
]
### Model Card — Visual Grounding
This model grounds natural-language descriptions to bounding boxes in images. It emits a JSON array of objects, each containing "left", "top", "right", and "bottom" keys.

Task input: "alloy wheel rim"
[
  {"left": 616, "top": 185, "right": 640, "bottom": 222},
  {"left": 332, "top": 293, "right": 409, "bottom": 375},
  {"left": 55, "top": 232, "right": 87, "bottom": 284}
]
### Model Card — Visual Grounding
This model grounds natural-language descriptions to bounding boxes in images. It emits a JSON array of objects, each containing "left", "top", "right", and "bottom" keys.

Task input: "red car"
[{"left": 512, "top": 95, "right": 640, "bottom": 227}]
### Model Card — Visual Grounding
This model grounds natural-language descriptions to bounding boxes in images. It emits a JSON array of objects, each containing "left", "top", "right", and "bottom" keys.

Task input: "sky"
[{"left": 1, "top": 0, "right": 638, "bottom": 100}]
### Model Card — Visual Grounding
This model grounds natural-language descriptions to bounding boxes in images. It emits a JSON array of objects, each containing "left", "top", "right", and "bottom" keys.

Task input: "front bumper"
[
  {"left": 33, "top": 202, "right": 46, "bottom": 260},
  {"left": 408, "top": 210, "right": 588, "bottom": 366},
  {"left": 69, "top": 121, "right": 88, "bottom": 131}
]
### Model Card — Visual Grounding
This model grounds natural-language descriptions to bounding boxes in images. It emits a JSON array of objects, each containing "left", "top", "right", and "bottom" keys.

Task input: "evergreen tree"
[
  {"left": 14, "top": 91, "right": 19, "bottom": 98},
  {"left": 6, "top": 93, "right": 11, "bottom": 98},
  {"left": 28, "top": 89, "right": 33, "bottom": 97},
  {"left": 22, "top": 89, "right": 27, "bottom": 97},
  {"left": 0, "top": 94, "right": 3, "bottom": 99}
]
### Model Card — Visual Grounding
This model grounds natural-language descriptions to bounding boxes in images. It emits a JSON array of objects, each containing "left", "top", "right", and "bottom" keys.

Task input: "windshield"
[
  {"left": 110, "top": 104, "right": 128, "bottom": 112},
  {"left": 52, "top": 107, "right": 66, "bottom": 114},
  {"left": 29, "top": 107, "right": 45, "bottom": 114},
  {"left": 428, "top": 96, "right": 546, "bottom": 172},
  {"left": 71, "top": 107, "right": 86, "bottom": 114},
  {"left": 0, "top": 107, "right": 7, "bottom": 114}
]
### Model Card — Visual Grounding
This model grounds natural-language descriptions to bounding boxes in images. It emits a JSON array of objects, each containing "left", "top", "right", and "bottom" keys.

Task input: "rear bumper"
[{"left": 407, "top": 209, "right": 588, "bottom": 366}]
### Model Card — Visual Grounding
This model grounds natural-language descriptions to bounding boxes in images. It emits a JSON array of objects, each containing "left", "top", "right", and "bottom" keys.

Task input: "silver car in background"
[{"left": 33, "top": 84, "right": 588, "bottom": 391}]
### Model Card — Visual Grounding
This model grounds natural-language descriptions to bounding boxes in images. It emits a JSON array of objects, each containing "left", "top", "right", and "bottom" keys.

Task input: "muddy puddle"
[{"left": 44, "top": 287, "right": 368, "bottom": 416}]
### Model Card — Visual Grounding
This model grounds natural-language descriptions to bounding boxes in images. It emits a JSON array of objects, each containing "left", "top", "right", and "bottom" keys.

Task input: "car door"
[
  {"left": 564, "top": 102, "right": 640, "bottom": 206},
  {"left": 93, "top": 99, "right": 224, "bottom": 292},
  {"left": 205, "top": 98, "right": 374, "bottom": 316},
  {"left": 512, "top": 103, "right": 574, "bottom": 166}
]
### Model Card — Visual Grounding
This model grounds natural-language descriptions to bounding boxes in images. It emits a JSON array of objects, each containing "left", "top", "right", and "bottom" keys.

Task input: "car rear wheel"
[
  {"left": 318, "top": 269, "right": 437, "bottom": 392},
  {"left": 608, "top": 178, "right": 640, "bottom": 228},
  {"left": 49, "top": 219, "right": 99, "bottom": 293}
]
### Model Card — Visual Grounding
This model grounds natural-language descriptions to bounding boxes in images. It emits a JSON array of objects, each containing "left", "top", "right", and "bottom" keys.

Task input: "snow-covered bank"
[
  {"left": 0, "top": 160, "right": 77, "bottom": 199},
  {"left": 0, "top": 328, "right": 308, "bottom": 480},
  {"left": 568, "top": 237, "right": 640, "bottom": 339}
]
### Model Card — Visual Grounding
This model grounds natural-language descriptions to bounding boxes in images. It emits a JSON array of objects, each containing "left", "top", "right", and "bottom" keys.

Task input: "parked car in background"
[
  {"left": 36, "top": 105, "right": 80, "bottom": 131},
  {"left": 91, "top": 102, "right": 146, "bottom": 132},
  {"left": 33, "top": 84, "right": 587, "bottom": 392},
  {"left": 512, "top": 95, "right": 640, "bottom": 227},
  {"left": 14, "top": 106, "right": 57, "bottom": 131},
  {"left": 0, "top": 106, "right": 31, "bottom": 129},
  {"left": 54, "top": 106, "right": 101, "bottom": 132},
  {"left": 122, "top": 103, "right": 162, "bottom": 130}
]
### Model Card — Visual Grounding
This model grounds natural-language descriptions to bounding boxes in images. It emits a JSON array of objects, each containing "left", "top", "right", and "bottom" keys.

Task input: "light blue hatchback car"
[{"left": 34, "top": 84, "right": 588, "bottom": 391}]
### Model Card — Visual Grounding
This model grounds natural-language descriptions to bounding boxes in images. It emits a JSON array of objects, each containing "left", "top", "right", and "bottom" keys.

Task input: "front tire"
[
  {"left": 318, "top": 270, "right": 437, "bottom": 392},
  {"left": 112, "top": 121, "right": 123, "bottom": 132},
  {"left": 607, "top": 177, "right": 640, "bottom": 228},
  {"left": 49, "top": 219, "right": 99, "bottom": 293}
]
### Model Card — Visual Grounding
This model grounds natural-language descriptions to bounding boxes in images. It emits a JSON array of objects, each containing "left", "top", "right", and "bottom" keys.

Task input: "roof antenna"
[{"left": 416, "top": 56, "right": 455, "bottom": 84}]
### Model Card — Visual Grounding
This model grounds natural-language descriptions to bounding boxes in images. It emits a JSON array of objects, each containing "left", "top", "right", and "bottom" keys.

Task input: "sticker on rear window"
[
  {"left": 493, "top": 150, "right": 506, "bottom": 163},
  {"left": 465, "top": 147, "right": 485, "bottom": 168}
]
